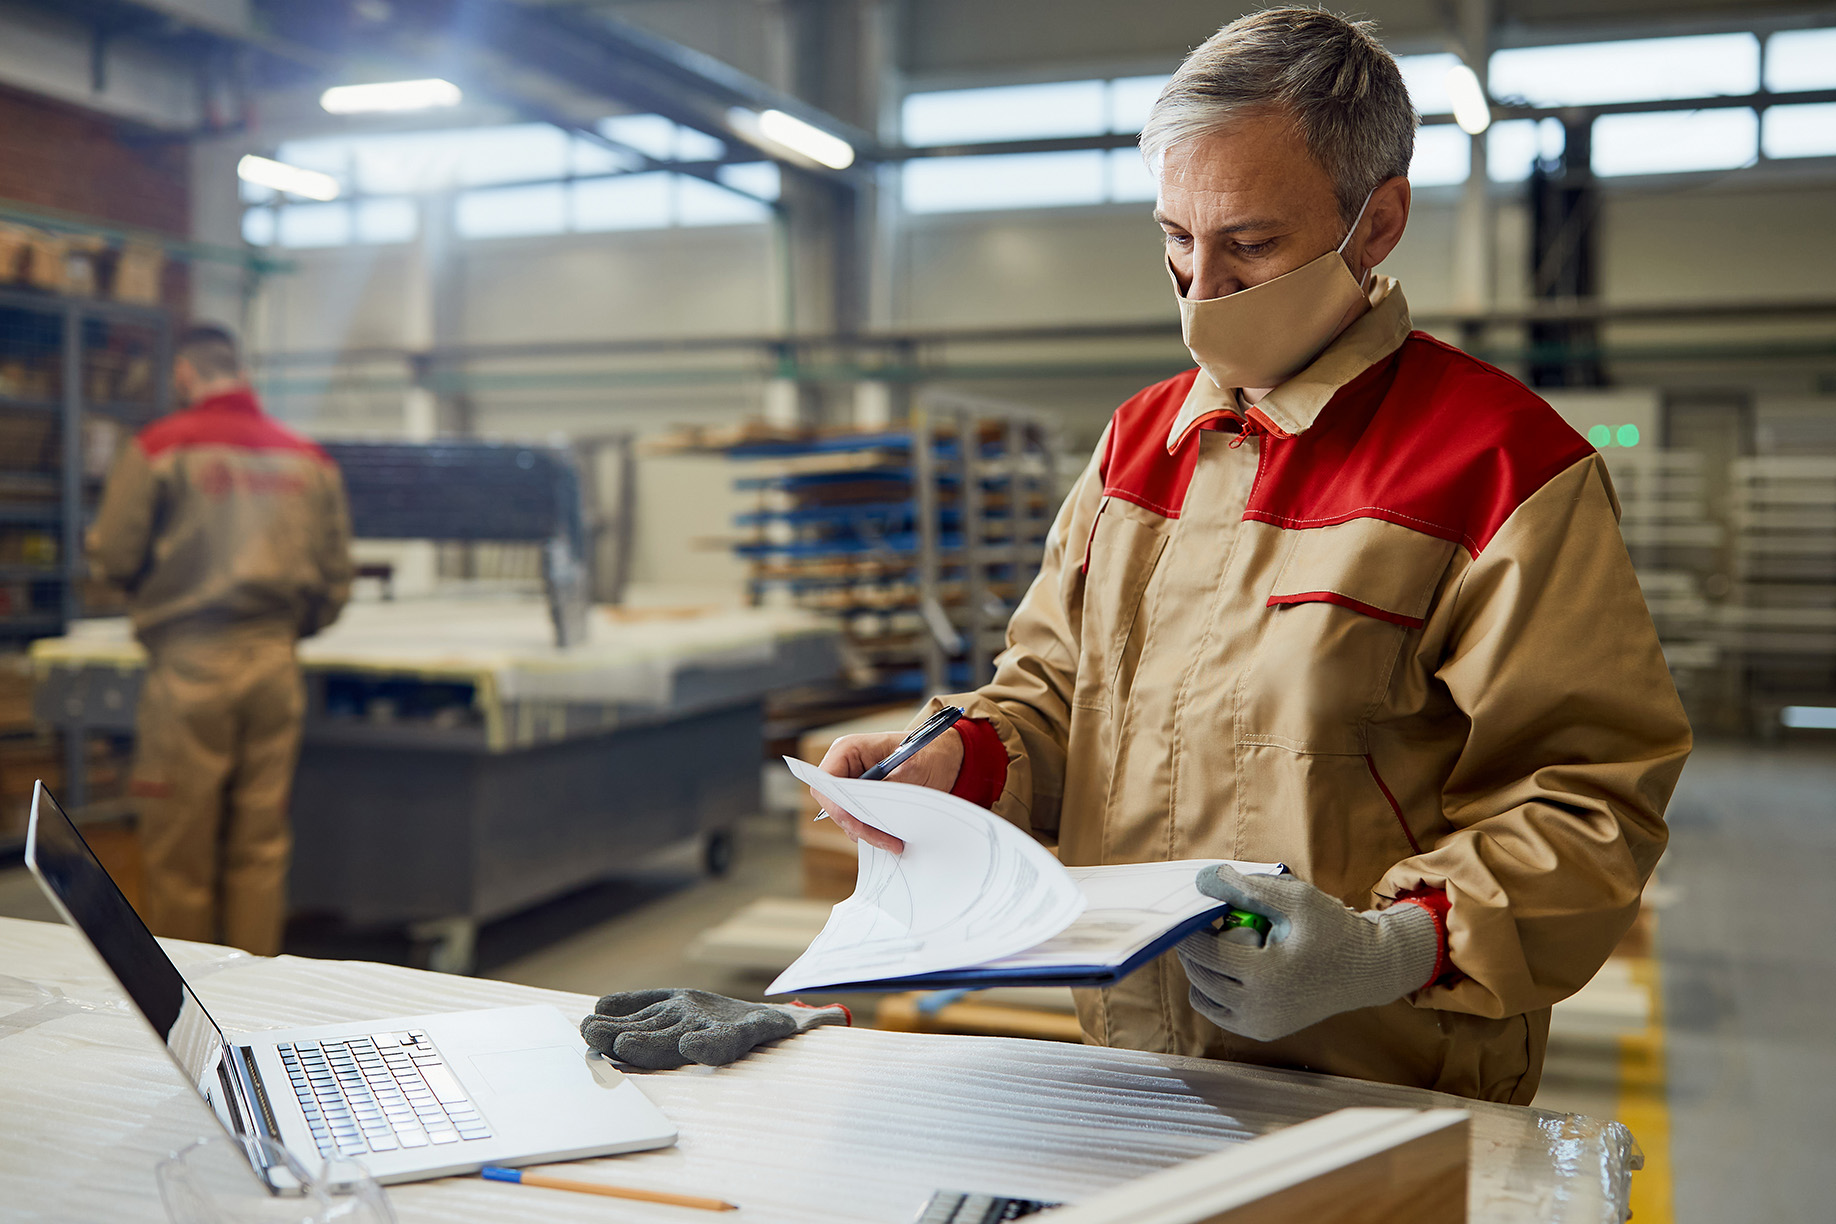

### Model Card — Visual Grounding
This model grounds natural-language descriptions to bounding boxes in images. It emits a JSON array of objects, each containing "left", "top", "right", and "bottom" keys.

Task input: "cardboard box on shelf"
[
  {"left": 0, "top": 413, "right": 58, "bottom": 470},
  {"left": 0, "top": 224, "right": 30, "bottom": 284},
  {"left": 111, "top": 243, "right": 165, "bottom": 305},
  {"left": 0, "top": 654, "right": 34, "bottom": 731},
  {"left": 23, "top": 233, "right": 68, "bottom": 292},
  {"left": 0, "top": 734, "right": 126, "bottom": 844}
]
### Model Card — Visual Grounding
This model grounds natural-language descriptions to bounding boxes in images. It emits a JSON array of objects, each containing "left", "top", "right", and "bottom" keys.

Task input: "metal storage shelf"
[
  {"left": 0, "top": 286, "right": 171, "bottom": 641},
  {"left": 687, "top": 403, "right": 1059, "bottom": 716}
]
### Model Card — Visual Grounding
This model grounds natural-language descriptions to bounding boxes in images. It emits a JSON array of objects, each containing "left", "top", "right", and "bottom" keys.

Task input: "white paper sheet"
[
  {"left": 979, "top": 859, "right": 1285, "bottom": 972},
  {"left": 770, "top": 759, "right": 1086, "bottom": 995}
]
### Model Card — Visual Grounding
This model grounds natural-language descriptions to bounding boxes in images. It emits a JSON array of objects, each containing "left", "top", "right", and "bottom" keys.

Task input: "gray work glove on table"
[
  {"left": 581, "top": 989, "right": 849, "bottom": 1070},
  {"left": 1175, "top": 865, "right": 1441, "bottom": 1043}
]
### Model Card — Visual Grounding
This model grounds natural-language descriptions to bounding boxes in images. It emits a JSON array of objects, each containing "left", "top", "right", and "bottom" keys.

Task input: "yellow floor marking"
[{"left": 1618, "top": 955, "right": 1673, "bottom": 1224}]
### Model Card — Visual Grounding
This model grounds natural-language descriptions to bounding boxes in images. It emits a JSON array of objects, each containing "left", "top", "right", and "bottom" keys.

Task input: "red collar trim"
[{"left": 189, "top": 387, "right": 263, "bottom": 415}]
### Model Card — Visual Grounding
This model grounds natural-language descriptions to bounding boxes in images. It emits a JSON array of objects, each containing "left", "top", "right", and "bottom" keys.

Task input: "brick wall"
[
  {"left": 0, "top": 81, "right": 189, "bottom": 234},
  {"left": 0, "top": 81, "right": 190, "bottom": 309}
]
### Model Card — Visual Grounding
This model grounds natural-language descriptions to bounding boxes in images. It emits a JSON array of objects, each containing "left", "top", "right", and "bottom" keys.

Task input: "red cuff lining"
[
  {"left": 948, "top": 717, "right": 1008, "bottom": 810},
  {"left": 1394, "top": 889, "right": 1454, "bottom": 988}
]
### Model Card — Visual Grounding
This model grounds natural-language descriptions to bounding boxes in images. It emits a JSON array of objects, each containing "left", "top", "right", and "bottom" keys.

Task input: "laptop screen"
[{"left": 24, "top": 782, "right": 229, "bottom": 1099}]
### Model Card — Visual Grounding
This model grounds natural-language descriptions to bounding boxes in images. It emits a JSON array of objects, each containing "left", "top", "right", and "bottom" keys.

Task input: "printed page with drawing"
[{"left": 772, "top": 758, "right": 1285, "bottom": 994}]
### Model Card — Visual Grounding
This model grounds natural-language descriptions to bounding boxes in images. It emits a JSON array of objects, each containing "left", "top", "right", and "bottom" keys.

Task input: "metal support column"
[
  {"left": 1006, "top": 418, "right": 1028, "bottom": 615},
  {"left": 59, "top": 304, "right": 87, "bottom": 808},
  {"left": 1529, "top": 118, "right": 1603, "bottom": 387},
  {"left": 960, "top": 408, "right": 990, "bottom": 686},
  {"left": 912, "top": 408, "right": 948, "bottom": 695}
]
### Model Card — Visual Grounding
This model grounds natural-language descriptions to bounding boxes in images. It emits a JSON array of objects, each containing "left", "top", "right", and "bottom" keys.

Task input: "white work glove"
[{"left": 1175, "top": 865, "right": 1440, "bottom": 1042}]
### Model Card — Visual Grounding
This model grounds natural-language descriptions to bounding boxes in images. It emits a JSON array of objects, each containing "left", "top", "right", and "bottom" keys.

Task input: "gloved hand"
[
  {"left": 1175, "top": 865, "right": 1441, "bottom": 1042},
  {"left": 580, "top": 989, "right": 849, "bottom": 1070}
]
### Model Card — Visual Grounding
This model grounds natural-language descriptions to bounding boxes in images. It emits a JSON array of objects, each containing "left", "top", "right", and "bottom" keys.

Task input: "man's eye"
[
  {"left": 1235, "top": 240, "right": 1274, "bottom": 256},
  {"left": 1162, "top": 231, "right": 1192, "bottom": 247}
]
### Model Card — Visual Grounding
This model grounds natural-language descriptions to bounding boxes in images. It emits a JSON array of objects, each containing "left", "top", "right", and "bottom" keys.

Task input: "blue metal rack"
[{"left": 717, "top": 404, "right": 1057, "bottom": 707}]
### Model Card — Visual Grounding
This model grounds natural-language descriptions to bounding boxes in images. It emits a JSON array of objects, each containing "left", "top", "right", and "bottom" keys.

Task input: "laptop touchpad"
[{"left": 471, "top": 1046, "right": 605, "bottom": 1094}]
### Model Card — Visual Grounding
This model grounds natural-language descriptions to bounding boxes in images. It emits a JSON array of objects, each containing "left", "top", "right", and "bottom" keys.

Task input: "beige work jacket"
[
  {"left": 926, "top": 280, "right": 1691, "bottom": 1103},
  {"left": 87, "top": 387, "right": 354, "bottom": 647}
]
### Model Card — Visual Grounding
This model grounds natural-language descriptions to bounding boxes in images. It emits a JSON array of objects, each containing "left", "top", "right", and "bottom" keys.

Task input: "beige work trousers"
[{"left": 131, "top": 621, "right": 304, "bottom": 956}]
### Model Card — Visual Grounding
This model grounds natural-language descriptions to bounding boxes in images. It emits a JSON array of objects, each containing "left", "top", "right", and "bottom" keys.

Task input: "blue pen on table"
[{"left": 814, "top": 705, "right": 968, "bottom": 822}]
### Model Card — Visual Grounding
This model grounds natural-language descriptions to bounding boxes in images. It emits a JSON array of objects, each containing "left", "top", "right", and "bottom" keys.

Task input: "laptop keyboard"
[{"left": 277, "top": 1030, "right": 494, "bottom": 1159}]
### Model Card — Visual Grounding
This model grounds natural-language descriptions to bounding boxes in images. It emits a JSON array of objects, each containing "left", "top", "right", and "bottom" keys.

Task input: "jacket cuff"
[
  {"left": 948, "top": 718, "right": 1008, "bottom": 810},
  {"left": 1393, "top": 889, "right": 1454, "bottom": 988}
]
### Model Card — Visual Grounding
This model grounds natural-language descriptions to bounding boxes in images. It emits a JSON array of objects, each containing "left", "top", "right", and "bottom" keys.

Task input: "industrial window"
[
  {"left": 1394, "top": 53, "right": 1462, "bottom": 116},
  {"left": 1409, "top": 125, "right": 1471, "bottom": 187},
  {"left": 244, "top": 116, "right": 774, "bottom": 248},
  {"left": 1765, "top": 28, "right": 1836, "bottom": 92},
  {"left": 1487, "top": 118, "right": 1565, "bottom": 182},
  {"left": 904, "top": 150, "right": 1109, "bottom": 213},
  {"left": 678, "top": 175, "right": 773, "bottom": 226},
  {"left": 1489, "top": 33, "right": 1761, "bottom": 108},
  {"left": 1108, "top": 76, "right": 1169, "bottom": 135},
  {"left": 1762, "top": 103, "right": 1836, "bottom": 160},
  {"left": 1591, "top": 109, "right": 1759, "bottom": 177},
  {"left": 571, "top": 172, "right": 674, "bottom": 232},
  {"left": 274, "top": 202, "right": 353, "bottom": 249},
  {"left": 902, "top": 80, "right": 1114, "bottom": 146},
  {"left": 454, "top": 182, "right": 570, "bottom": 238},
  {"left": 716, "top": 162, "right": 782, "bottom": 202},
  {"left": 598, "top": 114, "right": 726, "bottom": 162},
  {"left": 354, "top": 198, "right": 418, "bottom": 244}
]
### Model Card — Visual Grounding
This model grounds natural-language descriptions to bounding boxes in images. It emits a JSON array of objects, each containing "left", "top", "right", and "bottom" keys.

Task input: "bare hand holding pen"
[{"left": 812, "top": 712, "right": 966, "bottom": 854}]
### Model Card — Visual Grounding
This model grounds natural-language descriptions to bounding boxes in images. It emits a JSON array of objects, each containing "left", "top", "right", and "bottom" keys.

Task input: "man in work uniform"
[
  {"left": 88, "top": 324, "right": 353, "bottom": 956},
  {"left": 816, "top": 8, "right": 1692, "bottom": 1104}
]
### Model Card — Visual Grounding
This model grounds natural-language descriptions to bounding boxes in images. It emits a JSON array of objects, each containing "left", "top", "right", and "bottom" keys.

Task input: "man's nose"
[{"left": 1186, "top": 249, "right": 1243, "bottom": 301}]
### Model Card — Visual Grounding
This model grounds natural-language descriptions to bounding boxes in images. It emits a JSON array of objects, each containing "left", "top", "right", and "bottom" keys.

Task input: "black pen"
[{"left": 815, "top": 705, "right": 967, "bottom": 821}]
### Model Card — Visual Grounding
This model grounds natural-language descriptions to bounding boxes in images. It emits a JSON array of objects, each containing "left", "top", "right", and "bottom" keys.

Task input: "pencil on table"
[{"left": 481, "top": 1165, "right": 739, "bottom": 1211}]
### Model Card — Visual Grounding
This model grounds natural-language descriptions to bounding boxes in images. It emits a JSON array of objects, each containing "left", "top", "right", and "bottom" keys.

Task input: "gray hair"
[{"left": 1140, "top": 7, "right": 1417, "bottom": 225}]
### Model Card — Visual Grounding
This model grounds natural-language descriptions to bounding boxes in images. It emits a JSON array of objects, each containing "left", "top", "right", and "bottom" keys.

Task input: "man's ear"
[{"left": 1356, "top": 175, "right": 1411, "bottom": 273}]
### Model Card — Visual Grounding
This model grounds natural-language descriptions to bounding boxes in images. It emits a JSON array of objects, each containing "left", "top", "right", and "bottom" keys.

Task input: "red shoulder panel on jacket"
[
  {"left": 137, "top": 388, "right": 331, "bottom": 464},
  {"left": 1244, "top": 333, "right": 1594, "bottom": 556},
  {"left": 1100, "top": 368, "right": 1204, "bottom": 518}
]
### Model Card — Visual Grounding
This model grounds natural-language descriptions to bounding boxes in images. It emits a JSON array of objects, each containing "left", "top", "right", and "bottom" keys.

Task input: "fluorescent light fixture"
[
  {"left": 320, "top": 78, "right": 462, "bottom": 115},
  {"left": 747, "top": 108, "right": 855, "bottom": 170},
  {"left": 1445, "top": 64, "right": 1492, "bottom": 136},
  {"left": 1782, "top": 706, "right": 1836, "bottom": 730},
  {"left": 236, "top": 154, "right": 340, "bottom": 201}
]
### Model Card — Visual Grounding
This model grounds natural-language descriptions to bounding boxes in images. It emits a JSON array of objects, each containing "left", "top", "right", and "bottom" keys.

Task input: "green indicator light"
[
  {"left": 1587, "top": 424, "right": 1612, "bottom": 447},
  {"left": 1616, "top": 424, "right": 1640, "bottom": 448}
]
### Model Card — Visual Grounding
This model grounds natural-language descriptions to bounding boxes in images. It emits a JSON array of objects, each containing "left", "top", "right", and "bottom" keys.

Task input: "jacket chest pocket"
[
  {"left": 1237, "top": 520, "right": 1455, "bottom": 753},
  {"left": 1072, "top": 496, "right": 1169, "bottom": 712}
]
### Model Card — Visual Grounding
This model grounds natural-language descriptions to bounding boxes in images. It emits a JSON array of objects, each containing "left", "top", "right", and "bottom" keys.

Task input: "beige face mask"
[{"left": 1171, "top": 193, "right": 1374, "bottom": 393}]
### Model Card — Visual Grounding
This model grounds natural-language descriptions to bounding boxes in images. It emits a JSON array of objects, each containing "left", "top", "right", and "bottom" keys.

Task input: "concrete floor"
[
  {"left": 1653, "top": 739, "right": 1836, "bottom": 1222},
  {"left": 2, "top": 737, "right": 1830, "bottom": 1219}
]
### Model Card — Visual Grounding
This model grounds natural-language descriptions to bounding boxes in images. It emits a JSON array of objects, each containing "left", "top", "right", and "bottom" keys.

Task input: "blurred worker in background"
[
  {"left": 87, "top": 324, "right": 353, "bottom": 956},
  {"left": 814, "top": 7, "right": 1692, "bottom": 1103}
]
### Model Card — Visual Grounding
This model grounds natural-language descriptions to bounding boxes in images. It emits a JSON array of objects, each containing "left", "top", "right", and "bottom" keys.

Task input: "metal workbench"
[{"left": 29, "top": 600, "right": 840, "bottom": 969}]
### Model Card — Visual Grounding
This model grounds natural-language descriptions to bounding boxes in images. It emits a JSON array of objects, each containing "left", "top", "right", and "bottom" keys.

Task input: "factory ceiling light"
[
  {"left": 1444, "top": 64, "right": 1492, "bottom": 136},
  {"left": 740, "top": 108, "right": 856, "bottom": 170},
  {"left": 320, "top": 78, "right": 464, "bottom": 115},
  {"left": 236, "top": 154, "right": 341, "bottom": 201}
]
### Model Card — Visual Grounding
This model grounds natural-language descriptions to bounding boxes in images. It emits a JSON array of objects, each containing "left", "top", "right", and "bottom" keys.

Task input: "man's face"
[{"left": 1155, "top": 110, "right": 1355, "bottom": 301}]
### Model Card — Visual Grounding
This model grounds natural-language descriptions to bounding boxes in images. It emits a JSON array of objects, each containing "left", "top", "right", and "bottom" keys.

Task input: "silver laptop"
[{"left": 25, "top": 781, "right": 676, "bottom": 1189}]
